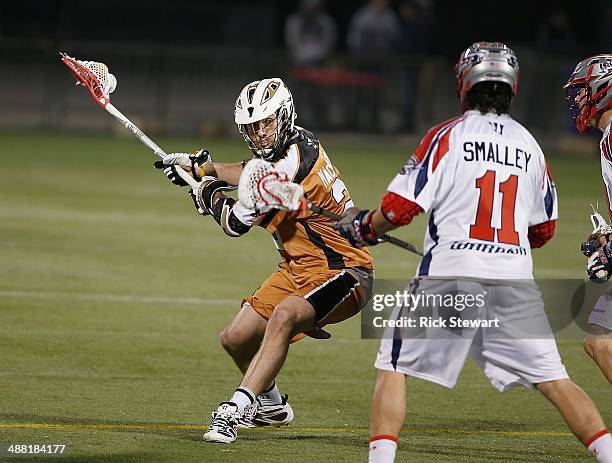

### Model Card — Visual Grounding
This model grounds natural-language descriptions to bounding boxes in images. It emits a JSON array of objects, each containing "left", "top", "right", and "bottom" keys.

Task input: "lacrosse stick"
[
  {"left": 60, "top": 53, "right": 198, "bottom": 189},
  {"left": 590, "top": 203, "right": 612, "bottom": 236},
  {"left": 238, "top": 159, "right": 423, "bottom": 255}
]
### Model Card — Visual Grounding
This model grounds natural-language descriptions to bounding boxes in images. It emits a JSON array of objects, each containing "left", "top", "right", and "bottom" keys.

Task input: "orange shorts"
[{"left": 243, "top": 261, "right": 373, "bottom": 340}]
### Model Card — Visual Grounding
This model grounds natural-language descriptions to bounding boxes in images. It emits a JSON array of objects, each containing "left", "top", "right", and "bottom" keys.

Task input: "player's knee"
[
  {"left": 584, "top": 336, "right": 612, "bottom": 362},
  {"left": 535, "top": 378, "right": 575, "bottom": 400},
  {"left": 267, "top": 307, "right": 297, "bottom": 334},
  {"left": 584, "top": 336, "right": 601, "bottom": 359},
  {"left": 219, "top": 326, "right": 245, "bottom": 354},
  {"left": 584, "top": 336, "right": 596, "bottom": 358}
]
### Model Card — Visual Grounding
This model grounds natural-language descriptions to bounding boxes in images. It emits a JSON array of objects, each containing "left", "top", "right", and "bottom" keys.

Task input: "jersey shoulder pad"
[
  {"left": 280, "top": 127, "right": 320, "bottom": 184},
  {"left": 414, "top": 115, "right": 465, "bottom": 163},
  {"left": 275, "top": 144, "right": 300, "bottom": 181}
]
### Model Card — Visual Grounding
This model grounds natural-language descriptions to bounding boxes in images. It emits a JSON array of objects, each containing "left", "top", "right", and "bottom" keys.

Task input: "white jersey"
[
  {"left": 599, "top": 120, "right": 612, "bottom": 219},
  {"left": 387, "top": 110, "right": 557, "bottom": 279}
]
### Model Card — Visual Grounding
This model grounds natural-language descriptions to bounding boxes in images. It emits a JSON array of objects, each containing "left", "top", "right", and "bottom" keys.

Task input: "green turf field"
[{"left": 0, "top": 130, "right": 610, "bottom": 462}]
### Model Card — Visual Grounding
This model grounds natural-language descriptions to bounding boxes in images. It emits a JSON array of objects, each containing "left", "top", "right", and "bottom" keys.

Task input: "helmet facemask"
[
  {"left": 239, "top": 105, "right": 293, "bottom": 161},
  {"left": 564, "top": 55, "right": 612, "bottom": 133},
  {"left": 565, "top": 85, "right": 591, "bottom": 133}
]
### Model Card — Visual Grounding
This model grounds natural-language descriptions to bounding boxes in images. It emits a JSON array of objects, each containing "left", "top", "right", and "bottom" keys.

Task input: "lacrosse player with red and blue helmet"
[
  {"left": 565, "top": 54, "right": 612, "bottom": 384},
  {"left": 335, "top": 42, "right": 612, "bottom": 463},
  {"left": 156, "top": 78, "right": 374, "bottom": 443}
]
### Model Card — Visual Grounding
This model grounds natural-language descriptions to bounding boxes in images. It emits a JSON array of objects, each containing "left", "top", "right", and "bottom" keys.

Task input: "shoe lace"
[
  {"left": 211, "top": 406, "right": 238, "bottom": 426},
  {"left": 242, "top": 403, "right": 258, "bottom": 422}
]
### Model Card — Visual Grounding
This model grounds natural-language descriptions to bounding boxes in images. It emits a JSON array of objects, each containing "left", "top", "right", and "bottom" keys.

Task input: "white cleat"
[
  {"left": 237, "top": 395, "right": 294, "bottom": 428},
  {"left": 203, "top": 402, "right": 240, "bottom": 443}
]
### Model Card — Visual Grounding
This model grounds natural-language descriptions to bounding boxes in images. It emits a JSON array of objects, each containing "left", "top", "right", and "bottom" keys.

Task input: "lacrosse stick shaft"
[
  {"left": 308, "top": 204, "right": 423, "bottom": 256},
  {"left": 105, "top": 103, "right": 199, "bottom": 188}
]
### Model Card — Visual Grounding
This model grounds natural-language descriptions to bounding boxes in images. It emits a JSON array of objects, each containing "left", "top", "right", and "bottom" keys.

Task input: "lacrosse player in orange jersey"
[{"left": 156, "top": 78, "right": 374, "bottom": 443}]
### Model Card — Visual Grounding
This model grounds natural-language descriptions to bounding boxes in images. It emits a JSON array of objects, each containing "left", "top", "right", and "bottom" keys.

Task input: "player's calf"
[
  {"left": 536, "top": 378, "right": 612, "bottom": 462},
  {"left": 219, "top": 302, "right": 268, "bottom": 373},
  {"left": 584, "top": 334, "right": 612, "bottom": 385}
]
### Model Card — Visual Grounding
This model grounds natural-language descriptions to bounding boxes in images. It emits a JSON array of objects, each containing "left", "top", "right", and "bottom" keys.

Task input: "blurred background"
[
  {"left": 1, "top": 4, "right": 611, "bottom": 461},
  {"left": 0, "top": 0, "right": 610, "bottom": 149}
]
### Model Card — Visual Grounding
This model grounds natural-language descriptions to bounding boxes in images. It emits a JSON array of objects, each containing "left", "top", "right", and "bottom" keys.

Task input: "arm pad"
[
  {"left": 380, "top": 192, "right": 424, "bottom": 226},
  {"left": 528, "top": 219, "right": 556, "bottom": 249},
  {"left": 201, "top": 179, "right": 251, "bottom": 237},
  {"left": 210, "top": 197, "right": 251, "bottom": 237}
]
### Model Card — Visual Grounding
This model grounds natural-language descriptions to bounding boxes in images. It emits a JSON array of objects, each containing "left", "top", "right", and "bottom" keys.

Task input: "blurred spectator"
[
  {"left": 347, "top": 0, "right": 402, "bottom": 55},
  {"left": 398, "top": 0, "right": 434, "bottom": 131},
  {"left": 599, "top": 4, "right": 612, "bottom": 52},
  {"left": 285, "top": 0, "right": 337, "bottom": 66},
  {"left": 536, "top": 8, "right": 576, "bottom": 55},
  {"left": 533, "top": 8, "right": 577, "bottom": 131},
  {"left": 398, "top": 0, "right": 432, "bottom": 55},
  {"left": 345, "top": 0, "right": 402, "bottom": 131},
  {"left": 284, "top": 0, "right": 337, "bottom": 130}
]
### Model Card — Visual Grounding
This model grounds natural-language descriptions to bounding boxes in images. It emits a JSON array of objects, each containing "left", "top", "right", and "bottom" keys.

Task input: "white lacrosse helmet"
[{"left": 235, "top": 78, "right": 297, "bottom": 161}]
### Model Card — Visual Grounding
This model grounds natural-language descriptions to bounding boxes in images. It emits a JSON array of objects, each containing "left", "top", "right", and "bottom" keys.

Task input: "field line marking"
[
  {"left": 0, "top": 423, "right": 573, "bottom": 438},
  {"left": 0, "top": 290, "right": 234, "bottom": 306}
]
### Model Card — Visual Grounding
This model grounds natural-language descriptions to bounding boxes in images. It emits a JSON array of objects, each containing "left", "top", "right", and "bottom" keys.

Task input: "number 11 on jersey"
[{"left": 469, "top": 170, "right": 519, "bottom": 245}]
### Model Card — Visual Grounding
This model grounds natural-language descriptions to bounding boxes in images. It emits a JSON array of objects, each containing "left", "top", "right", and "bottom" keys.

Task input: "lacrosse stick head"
[
  {"left": 60, "top": 53, "right": 116, "bottom": 108},
  {"left": 238, "top": 158, "right": 305, "bottom": 214},
  {"left": 590, "top": 203, "right": 612, "bottom": 235}
]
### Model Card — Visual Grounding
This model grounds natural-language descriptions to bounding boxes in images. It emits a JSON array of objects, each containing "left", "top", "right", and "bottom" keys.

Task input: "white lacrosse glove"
[{"left": 154, "top": 149, "right": 213, "bottom": 186}]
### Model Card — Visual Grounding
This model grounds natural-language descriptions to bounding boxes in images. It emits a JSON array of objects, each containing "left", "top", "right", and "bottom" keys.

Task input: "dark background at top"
[{"left": 1, "top": 0, "right": 608, "bottom": 58}]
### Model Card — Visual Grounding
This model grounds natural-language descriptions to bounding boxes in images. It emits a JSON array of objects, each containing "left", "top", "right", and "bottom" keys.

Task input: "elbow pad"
[{"left": 210, "top": 197, "right": 251, "bottom": 237}]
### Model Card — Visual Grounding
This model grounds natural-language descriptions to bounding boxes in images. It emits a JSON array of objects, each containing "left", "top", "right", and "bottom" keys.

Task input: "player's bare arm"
[
  {"left": 203, "top": 161, "right": 245, "bottom": 185},
  {"left": 154, "top": 149, "right": 246, "bottom": 186}
]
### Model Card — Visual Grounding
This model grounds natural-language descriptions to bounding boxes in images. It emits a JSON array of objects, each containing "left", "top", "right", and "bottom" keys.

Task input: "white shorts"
[
  {"left": 588, "top": 284, "right": 612, "bottom": 331},
  {"left": 375, "top": 278, "right": 569, "bottom": 392}
]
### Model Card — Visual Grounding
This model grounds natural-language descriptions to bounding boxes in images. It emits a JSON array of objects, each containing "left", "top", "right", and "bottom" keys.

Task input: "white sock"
[
  {"left": 368, "top": 436, "right": 398, "bottom": 463},
  {"left": 586, "top": 430, "right": 612, "bottom": 463},
  {"left": 230, "top": 387, "right": 255, "bottom": 415},
  {"left": 259, "top": 381, "right": 283, "bottom": 406}
]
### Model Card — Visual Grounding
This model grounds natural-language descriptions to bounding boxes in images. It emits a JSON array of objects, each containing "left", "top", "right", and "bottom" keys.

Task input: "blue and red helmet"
[{"left": 564, "top": 55, "right": 612, "bottom": 133}]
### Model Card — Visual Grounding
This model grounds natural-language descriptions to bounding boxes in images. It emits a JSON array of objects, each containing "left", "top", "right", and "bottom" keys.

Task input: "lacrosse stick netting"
[
  {"left": 60, "top": 53, "right": 198, "bottom": 188},
  {"left": 238, "top": 159, "right": 423, "bottom": 255},
  {"left": 61, "top": 54, "right": 116, "bottom": 108},
  {"left": 238, "top": 159, "right": 305, "bottom": 213}
]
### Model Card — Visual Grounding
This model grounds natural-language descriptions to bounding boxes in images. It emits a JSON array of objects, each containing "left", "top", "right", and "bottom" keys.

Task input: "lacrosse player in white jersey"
[
  {"left": 565, "top": 55, "right": 612, "bottom": 384},
  {"left": 336, "top": 42, "right": 612, "bottom": 463}
]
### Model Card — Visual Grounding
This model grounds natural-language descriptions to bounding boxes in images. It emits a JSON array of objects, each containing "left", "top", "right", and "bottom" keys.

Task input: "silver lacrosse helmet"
[
  {"left": 564, "top": 54, "right": 612, "bottom": 134},
  {"left": 455, "top": 42, "right": 519, "bottom": 112},
  {"left": 234, "top": 78, "right": 297, "bottom": 161}
]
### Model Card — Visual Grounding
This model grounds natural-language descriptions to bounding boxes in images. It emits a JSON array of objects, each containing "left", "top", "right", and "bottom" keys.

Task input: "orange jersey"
[{"left": 258, "top": 128, "right": 373, "bottom": 275}]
